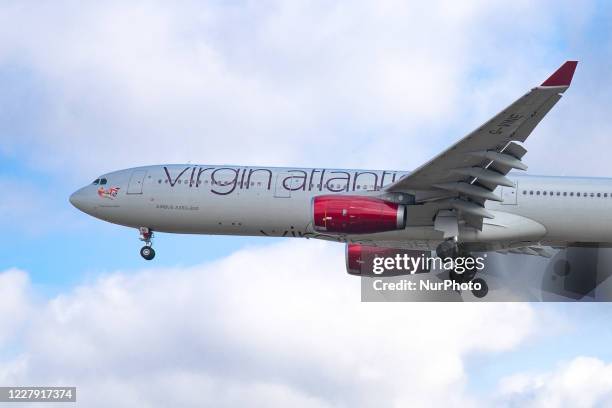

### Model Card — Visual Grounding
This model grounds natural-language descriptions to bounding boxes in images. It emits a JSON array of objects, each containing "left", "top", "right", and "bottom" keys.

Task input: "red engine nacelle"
[
  {"left": 346, "top": 243, "right": 431, "bottom": 276},
  {"left": 312, "top": 195, "right": 406, "bottom": 234}
]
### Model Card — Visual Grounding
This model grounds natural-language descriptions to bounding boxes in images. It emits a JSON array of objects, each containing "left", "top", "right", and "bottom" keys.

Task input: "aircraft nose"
[
  {"left": 69, "top": 187, "right": 93, "bottom": 213},
  {"left": 69, "top": 191, "right": 80, "bottom": 208},
  {"left": 69, "top": 189, "right": 85, "bottom": 209}
]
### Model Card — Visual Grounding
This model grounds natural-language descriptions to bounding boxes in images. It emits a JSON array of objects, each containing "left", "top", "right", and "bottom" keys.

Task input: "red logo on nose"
[{"left": 98, "top": 186, "right": 120, "bottom": 199}]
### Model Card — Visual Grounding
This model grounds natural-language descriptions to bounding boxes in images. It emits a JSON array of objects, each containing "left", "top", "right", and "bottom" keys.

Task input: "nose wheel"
[
  {"left": 140, "top": 245, "right": 155, "bottom": 260},
  {"left": 139, "top": 227, "right": 155, "bottom": 260}
]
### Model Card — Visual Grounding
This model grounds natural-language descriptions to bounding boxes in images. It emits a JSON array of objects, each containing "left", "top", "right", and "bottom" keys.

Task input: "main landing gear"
[
  {"left": 436, "top": 238, "right": 488, "bottom": 298},
  {"left": 139, "top": 227, "right": 155, "bottom": 260}
]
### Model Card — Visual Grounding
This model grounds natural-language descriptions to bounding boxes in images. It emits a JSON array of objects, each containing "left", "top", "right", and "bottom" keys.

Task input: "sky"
[{"left": 2, "top": 0, "right": 612, "bottom": 406}]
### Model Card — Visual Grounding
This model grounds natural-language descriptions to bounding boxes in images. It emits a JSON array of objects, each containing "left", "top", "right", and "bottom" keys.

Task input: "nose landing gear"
[{"left": 139, "top": 227, "right": 155, "bottom": 260}]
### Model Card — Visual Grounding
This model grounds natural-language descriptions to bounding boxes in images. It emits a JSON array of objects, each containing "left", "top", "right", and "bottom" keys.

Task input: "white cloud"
[
  {"left": 0, "top": 269, "right": 30, "bottom": 346},
  {"left": 496, "top": 356, "right": 612, "bottom": 407},
  {"left": 0, "top": 1, "right": 600, "bottom": 178},
  {"left": 0, "top": 240, "right": 539, "bottom": 407}
]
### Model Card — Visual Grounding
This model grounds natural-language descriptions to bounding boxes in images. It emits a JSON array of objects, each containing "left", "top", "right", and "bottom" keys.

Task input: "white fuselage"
[{"left": 69, "top": 165, "right": 612, "bottom": 251}]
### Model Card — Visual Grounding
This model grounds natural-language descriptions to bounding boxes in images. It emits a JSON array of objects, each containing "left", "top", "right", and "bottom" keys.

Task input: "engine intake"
[{"left": 312, "top": 195, "right": 406, "bottom": 234}]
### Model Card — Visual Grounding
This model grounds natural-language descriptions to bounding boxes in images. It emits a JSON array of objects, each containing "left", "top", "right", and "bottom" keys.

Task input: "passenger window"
[
  {"left": 598, "top": 193, "right": 601, "bottom": 198},
  {"left": 577, "top": 193, "right": 580, "bottom": 197},
  {"left": 563, "top": 192, "right": 567, "bottom": 196},
  {"left": 543, "top": 191, "right": 547, "bottom": 196},
  {"left": 536, "top": 191, "right": 540, "bottom": 195},
  {"left": 570, "top": 192, "right": 574, "bottom": 196},
  {"left": 523, "top": 190, "right": 527, "bottom": 195},
  {"left": 529, "top": 191, "right": 533, "bottom": 195}
]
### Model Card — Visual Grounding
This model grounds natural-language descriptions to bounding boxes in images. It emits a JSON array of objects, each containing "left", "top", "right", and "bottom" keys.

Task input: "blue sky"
[{"left": 2, "top": 1, "right": 612, "bottom": 406}]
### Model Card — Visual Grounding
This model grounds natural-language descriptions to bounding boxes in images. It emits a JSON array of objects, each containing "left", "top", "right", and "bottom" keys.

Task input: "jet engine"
[
  {"left": 312, "top": 195, "right": 406, "bottom": 234},
  {"left": 345, "top": 243, "right": 431, "bottom": 276}
]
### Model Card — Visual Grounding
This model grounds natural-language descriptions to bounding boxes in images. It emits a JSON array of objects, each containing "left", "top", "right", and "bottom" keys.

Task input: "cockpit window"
[
  {"left": 99, "top": 178, "right": 108, "bottom": 185},
  {"left": 92, "top": 179, "right": 100, "bottom": 185}
]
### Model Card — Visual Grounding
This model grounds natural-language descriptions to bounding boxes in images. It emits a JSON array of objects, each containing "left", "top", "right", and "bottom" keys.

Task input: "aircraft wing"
[{"left": 385, "top": 61, "right": 578, "bottom": 230}]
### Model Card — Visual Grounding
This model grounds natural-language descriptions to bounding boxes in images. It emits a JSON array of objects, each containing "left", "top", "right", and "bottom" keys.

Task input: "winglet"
[{"left": 540, "top": 60, "right": 578, "bottom": 87}]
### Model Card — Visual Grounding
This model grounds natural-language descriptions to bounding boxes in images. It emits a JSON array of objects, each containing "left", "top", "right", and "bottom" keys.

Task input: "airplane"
[{"left": 71, "top": 61, "right": 591, "bottom": 284}]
